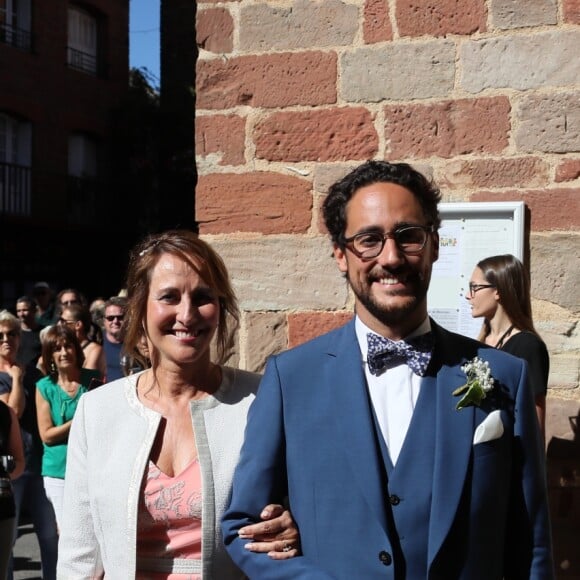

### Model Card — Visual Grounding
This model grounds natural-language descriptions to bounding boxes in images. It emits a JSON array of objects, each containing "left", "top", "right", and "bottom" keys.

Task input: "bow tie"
[{"left": 366, "top": 332, "right": 434, "bottom": 377}]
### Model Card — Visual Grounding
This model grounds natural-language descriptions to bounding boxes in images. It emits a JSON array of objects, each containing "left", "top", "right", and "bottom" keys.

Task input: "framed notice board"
[{"left": 427, "top": 201, "right": 525, "bottom": 339}]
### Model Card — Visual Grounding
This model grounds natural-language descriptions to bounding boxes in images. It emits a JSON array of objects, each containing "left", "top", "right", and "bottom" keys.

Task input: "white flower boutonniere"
[{"left": 453, "top": 357, "right": 495, "bottom": 410}]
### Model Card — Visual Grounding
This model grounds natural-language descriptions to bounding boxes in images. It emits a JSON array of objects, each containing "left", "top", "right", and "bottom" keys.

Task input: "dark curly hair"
[{"left": 322, "top": 161, "right": 442, "bottom": 247}]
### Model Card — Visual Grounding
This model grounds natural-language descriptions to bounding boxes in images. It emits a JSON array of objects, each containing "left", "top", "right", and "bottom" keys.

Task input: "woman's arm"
[
  {"left": 84, "top": 344, "right": 106, "bottom": 379},
  {"left": 35, "top": 388, "right": 72, "bottom": 445},
  {"left": 7, "top": 405, "right": 25, "bottom": 479},
  {"left": 4, "top": 364, "right": 25, "bottom": 418}
]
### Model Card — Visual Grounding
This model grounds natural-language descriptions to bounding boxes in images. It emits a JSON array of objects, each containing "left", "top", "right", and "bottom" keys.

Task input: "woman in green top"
[{"left": 36, "top": 325, "right": 99, "bottom": 530}]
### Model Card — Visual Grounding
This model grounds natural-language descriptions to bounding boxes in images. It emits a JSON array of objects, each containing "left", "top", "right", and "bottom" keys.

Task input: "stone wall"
[{"left": 196, "top": 2, "right": 579, "bottom": 573}]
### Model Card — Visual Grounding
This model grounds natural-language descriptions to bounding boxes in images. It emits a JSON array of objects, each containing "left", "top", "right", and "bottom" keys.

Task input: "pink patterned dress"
[{"left": 136, "top": 458, "right": 203, "bottom": 579}]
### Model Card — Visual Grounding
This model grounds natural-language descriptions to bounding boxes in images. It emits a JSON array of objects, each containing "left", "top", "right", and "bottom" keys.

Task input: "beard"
[{"left": 347, "top": 266, "right": 430, "bottom": 328}]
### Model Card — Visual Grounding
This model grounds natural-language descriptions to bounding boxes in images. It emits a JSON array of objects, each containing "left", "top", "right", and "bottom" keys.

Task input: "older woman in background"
[
  {"left": 58, "top": 230, "right": 298, "bottom": 579},
  {"left": 36, "top": 325, "right": 100, "bottom": 529},
  {"left": 0, "top": 310, "right": 58, "bottom": 580}
]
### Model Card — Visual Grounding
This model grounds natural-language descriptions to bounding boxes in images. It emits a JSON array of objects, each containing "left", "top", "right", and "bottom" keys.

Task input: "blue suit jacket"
[{"left": 222, "top": 320, "right": 553, "bottom": 579}]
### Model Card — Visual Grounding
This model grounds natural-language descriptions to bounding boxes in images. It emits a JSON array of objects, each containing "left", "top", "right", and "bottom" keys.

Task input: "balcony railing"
[
  {"left": 0, "top": 22, "right": 32, "bottom": 52},
  {"left": 0, "top": 162, "right": 31, "bottom": 215},
  {"left": 1, "top": 161, "right": 107, "bottom": 226},
  {"left": 66, "top": 175, "right": 105, "bottom": 225},
  {"left": 67, "top": 46, "right": 97, "bottom": 75}
]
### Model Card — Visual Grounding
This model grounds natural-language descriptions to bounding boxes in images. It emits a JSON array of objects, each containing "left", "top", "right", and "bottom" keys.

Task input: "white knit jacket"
[{"left": 57, "top": 367, "right": 260, "bottom": 580}]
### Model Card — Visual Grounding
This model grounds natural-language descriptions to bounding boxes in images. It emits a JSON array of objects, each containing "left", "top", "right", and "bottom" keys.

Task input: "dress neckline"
[{"left": 495, "top": 324, "right": 515, "bottom": 349}]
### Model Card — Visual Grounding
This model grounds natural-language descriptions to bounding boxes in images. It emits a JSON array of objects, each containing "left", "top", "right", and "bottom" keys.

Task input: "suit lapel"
[
  {"left": 427, "top": 324, "right": 477, "bottom": 564},
  {"left": 326, "top": 321, "right": 389, "bottom": 531}
]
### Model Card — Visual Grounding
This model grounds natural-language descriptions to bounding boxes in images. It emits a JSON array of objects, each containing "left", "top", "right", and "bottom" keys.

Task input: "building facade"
[{"left": 0, "top": 0, "right": 130, "bottom": 302}]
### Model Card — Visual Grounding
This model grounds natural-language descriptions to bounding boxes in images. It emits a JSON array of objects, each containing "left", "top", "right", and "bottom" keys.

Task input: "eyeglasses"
[
  {"left": 468, "top": 283, "right": 495, "bottom": 297},
  {"left": 105, "top": 315, "right": 124, "bottom": 322},
  {"left": 0, "top": 331, "right": 19, "bottom": 341},
  {"left": 60, "top": 300, "right": 79, "bottom": 306},
  {"left": 343, "top": 225, "right": 435, "bottom": 260},
  {"left": 58, "top": 318, "right": 76, "bottom": 326}
]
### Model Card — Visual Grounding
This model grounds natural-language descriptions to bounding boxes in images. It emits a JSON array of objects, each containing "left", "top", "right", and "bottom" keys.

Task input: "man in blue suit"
[{"left": 222, "top": 161, "right": 553, "bottom": 579}]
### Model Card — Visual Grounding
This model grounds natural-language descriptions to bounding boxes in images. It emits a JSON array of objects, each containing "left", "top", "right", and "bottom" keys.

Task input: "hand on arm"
[
  {"left": 239, "top": 504, "right": 300, "bottom": 559},
  {"left": 36, "top": 389, "right": 72, "bottom": 445}
]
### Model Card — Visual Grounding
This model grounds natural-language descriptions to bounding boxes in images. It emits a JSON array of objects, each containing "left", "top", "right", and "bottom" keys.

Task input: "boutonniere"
[{"left": 453, "top": 357, "right": 495, "bottom": 410}]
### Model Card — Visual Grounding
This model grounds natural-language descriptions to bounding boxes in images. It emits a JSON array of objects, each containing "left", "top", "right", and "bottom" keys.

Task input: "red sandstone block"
[
  {"left": 563, "top": 0, "right": 580, "bottom": 23},
  {"left": 288, "top": 311, "right": 354, "bottom": 347},
  {"left": 446, "top": 157, "right": 549, "bottom": 189},
  {"left": 196, "top": 172, "right": 312, "bottom": 234},
  {"left": 396, "top": 0, "right": 487, "bottom": 37},
  {"left": 254, "top": 107, "right": 378, "bottom": 162},
  {"left": 196, "top": 52, "right": 337, "bottom": 110},
  {"left": 196, "top": 8, "right": 234, "bottom": 54},
  {"left": 196, "top": 114, "right": 246, "bottom": 166},
  {"left": 364, "top": 0, "right": 393, "bottom": 44},
  {"left": 555, "top": 159, "right": 580, "bottom": 183},
  {"left": 385, "top": 97, "right": 510, "bottom": 159},
  {"left": 471, "top": 188, "right": 580, "bottom": 231}
]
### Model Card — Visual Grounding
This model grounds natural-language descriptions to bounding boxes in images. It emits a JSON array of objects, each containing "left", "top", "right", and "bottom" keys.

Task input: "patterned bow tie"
[{"left": 366, "top": 332, "right": 434, "bottom": 377}]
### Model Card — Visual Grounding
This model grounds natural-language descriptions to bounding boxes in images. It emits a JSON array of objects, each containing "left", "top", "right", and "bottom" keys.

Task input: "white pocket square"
[{"left": 473, "top": 410, "right": 504, "bottom": 445}]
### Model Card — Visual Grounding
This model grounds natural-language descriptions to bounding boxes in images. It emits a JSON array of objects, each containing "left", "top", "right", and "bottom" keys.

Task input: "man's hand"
[{"left": 238, "top": 504, "right": 300, "bottom": 559}]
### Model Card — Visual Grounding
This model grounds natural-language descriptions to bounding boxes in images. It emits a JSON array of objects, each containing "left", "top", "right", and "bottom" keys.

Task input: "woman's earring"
[{"left": 50, "top": 361, "right": 57, "bottom": 373}]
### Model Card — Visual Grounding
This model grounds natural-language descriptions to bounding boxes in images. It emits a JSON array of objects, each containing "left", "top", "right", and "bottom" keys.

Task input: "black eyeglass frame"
[
  {"left": 58, "top": 317, "right": 77, "bottom": 326},
  {"left": 342, "top": 224, "right": 436, "bottom": 260},
  {"left": 468, "top": 283, "right": 495, "bottom": 297}
]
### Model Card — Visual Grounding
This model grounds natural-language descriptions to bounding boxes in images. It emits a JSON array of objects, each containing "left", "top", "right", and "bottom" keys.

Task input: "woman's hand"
[
  {"left": 238, "top": 504, "right": 300, "bottom": 559},
  {"left": 4, "top": 363, "right": 25, "bottom": 418}
]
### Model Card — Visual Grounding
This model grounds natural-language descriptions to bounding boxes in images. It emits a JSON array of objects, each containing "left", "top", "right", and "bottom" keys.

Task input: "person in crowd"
[
  {"left": 15, "top": 296, "right": 44, "bottom": 372},
  {"left": 0, "top": 313, "right": 25, "bottom": 419},
  {"left": 89, "top": 297, "right": 106, "bottom": 331},
  {"left": 222, "top": 161, "right": 553, "bottom": 579},
  {"left": 0, "top": 400, "right": 25, "bottom": 580},
  {"left": 101, "top": 296, "right": 127, "bottom": 382},
  {"left": 467, "top": 253, "right": 550, "bottom": 438},
  {"left": 58, "top": 230, "right": 299, "bottom": 578},
  {"left": 36, "top": 325, "right": 99, "bottom": 529},
  {"left": 33, "top": 282, "right": 57, "bottom": 327},
  {"left": 54, "top": 288, "right": 98, "bottom": 338},
  {"left": 0, "top": 311, "right": 58, "bottom": 580},
  {"left": 57, "top": 304, "right": 105, "bottom": 378},
  {"left": 55, "top": 288, "right": 87, "bottom": 312},
  {"left": 123, "top": 333, "right": 152, "bottom": 376}
]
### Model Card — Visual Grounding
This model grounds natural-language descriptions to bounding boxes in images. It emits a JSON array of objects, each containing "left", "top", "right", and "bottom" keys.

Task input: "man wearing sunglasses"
[
  {"left": 102, "top": 296, "right": 127, "bottom": 383},
  {"left": 223, "top": 161, "right": 553, "bottom": 579}
]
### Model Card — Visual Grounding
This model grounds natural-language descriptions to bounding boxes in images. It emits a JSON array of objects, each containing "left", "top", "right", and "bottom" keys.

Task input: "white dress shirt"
[{"left": 355, "top": 316, "right": 432, "bottom": 465}]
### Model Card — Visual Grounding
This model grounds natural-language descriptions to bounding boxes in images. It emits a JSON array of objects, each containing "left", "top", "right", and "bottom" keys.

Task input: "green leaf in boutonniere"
[{"left": 453, "top": 357, "right": 495, "bottom": 410}]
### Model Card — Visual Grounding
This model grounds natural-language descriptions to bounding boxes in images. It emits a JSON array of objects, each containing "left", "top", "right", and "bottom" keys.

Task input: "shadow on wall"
[{"left": 546, "top": 406, "right": 580, "bottom": 578}]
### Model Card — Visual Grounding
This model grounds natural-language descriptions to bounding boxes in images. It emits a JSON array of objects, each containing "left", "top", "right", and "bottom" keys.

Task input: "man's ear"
[
  {"left": 431, "top": 230, "right": 439, "bottom": 263},
  {"left": 333, "top": 244, "right": 348, "bottom": 273}
]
